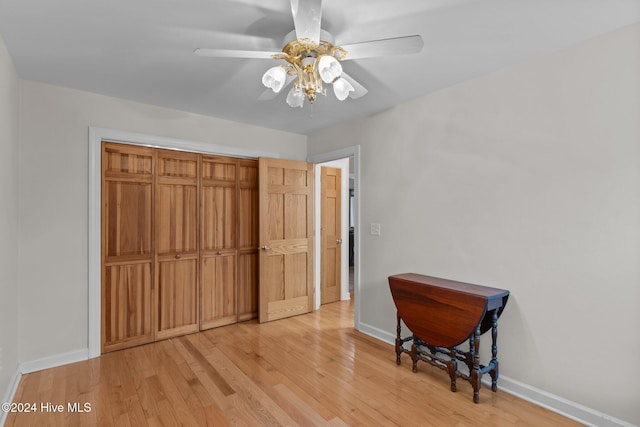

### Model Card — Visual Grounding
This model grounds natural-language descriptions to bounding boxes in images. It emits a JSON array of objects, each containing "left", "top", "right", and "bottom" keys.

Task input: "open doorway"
[
  {"left": 310, "top": 145, "right": 360, "bottom": 330},
  {"left": 316, "top": 159, "right": 349, "bottom": 306}
]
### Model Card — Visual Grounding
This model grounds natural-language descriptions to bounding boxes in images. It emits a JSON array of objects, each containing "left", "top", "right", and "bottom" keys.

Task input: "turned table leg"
[
  {"left": 395, "top": 313, "right": 403, "bottom": 365},
  {"left": 490, "top": 309, "right": 499, "bottom": 392},
  {"left": 448, "top": 346, "right": 457, "bottom": 392},
  {"left": 471, "top": 326, "right": 482, "bottom": 403},
  {"left": 411, "top": 340, "right": 418, "bottom": 372}
]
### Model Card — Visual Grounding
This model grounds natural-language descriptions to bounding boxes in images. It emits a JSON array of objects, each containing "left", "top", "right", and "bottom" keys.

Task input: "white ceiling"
[{"left": 1, "top": 0, "right": 639, "bottom": 135}]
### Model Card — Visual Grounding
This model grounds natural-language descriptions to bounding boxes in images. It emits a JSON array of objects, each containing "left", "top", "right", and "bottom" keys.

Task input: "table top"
[{"left": 389, "top": 273, "right": 509, "bottom": 347}]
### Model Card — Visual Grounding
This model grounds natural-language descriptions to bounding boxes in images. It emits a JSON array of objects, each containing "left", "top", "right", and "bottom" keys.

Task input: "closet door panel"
[
  {"left": 238, "top": 161, "right": 259, "bottom": 249},
  {"left": 156, "top": 259, "right": 198, "bottom": 339},
  {"left": 102, "top": 262, "right": 153, "bottom": 352},
  {"left": 200, "top": 254, "right": 237, "bottom": 329},
  {"left": 103, "top": 143, "right": 153, "bottom": 179},
  {"left": 104, "top": 181, "right": 152, "bottom": 261},
  {"left": 156, "top": 184, "right": 198, "bottom": 254},
  {"left": 237, "top": 159, "right": 259, "bottom": 321},
  {"left": 155, "top": 149, "right": 199, "bottom": 339},
  {"left": 101, "top": 142, "right": 155, "bottom": 353},
  {"left": 202, "top": 156, "right": 236, "bottom": 252},
  {"left": 202, "top": 185, "right": 236, "bottom": 251},
  {"left": 200, "top": 155, "right": 238, "bottom": 328},
  {"left": 237, "top": 252, "right": 258, "bottom": 321}
]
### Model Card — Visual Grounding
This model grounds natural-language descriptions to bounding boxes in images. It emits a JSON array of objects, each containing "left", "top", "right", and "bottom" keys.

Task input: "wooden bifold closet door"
[
  {"left": 200, "top": 155, "right": 237, "bottom": 329},
  {"left": 236, "top": 159, "right": 259, "bottom": 321},
  {"left": 101, "top": 142, "right": 258, "bottom": 353},
  {"left": 101, "top": 143, "right": 154, "bottom": 353},
  {"left": 200, "top": 156, "right": 259, "bottom": 329},
  {"left": 155, "top": 149, "right": 199, "bottom": 340}
]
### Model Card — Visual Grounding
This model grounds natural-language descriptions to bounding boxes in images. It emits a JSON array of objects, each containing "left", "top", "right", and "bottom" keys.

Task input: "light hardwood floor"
[{"left": 6, "top": 301, "right": 579, "bottom": 426}]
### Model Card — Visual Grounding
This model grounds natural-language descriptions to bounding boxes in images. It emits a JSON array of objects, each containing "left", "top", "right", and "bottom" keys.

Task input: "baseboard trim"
[
  {"left": 19, "top": 349, "right": 88, "bottom": 375},
  {"left": 357, "top": 321, "right": 634, "bottom": 427},
  {"left": 1, "top": 349, "right": 88, "bottom": 426},
  {"left": 1, "top": 369, "right": 22, "bottom": 427},
  {"left": 357, "top": 321, "right": 396, "bottom": 346},
  {"left": 491, "top": 376, "right": 636, "bottom": 427}
]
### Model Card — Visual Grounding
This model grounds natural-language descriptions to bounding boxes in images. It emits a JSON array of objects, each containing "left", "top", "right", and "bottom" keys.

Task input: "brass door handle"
[
  {"left": 175, "top": 254, "right": 181, "bottom": 259},
  {"left": 336, "top": 239, "right": 342, "bottom": 244}
]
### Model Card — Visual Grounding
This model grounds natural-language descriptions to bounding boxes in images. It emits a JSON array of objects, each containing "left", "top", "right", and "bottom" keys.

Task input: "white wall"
[
  {"left": 308, "top": 23, "right": 640, "bottom": 426},
  {"left": 18, "top": 81, "right": 307, "bottom": 363},
  {"left": 0, "top": 33, "right": 20, "bottom": 412}
]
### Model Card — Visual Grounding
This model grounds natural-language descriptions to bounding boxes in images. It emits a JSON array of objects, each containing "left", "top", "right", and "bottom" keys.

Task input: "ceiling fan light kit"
[
  {"left": 286, "top": 86, "right": 306, "bottom": 108},
  {"left": 262, "top": 66, "right": 288, "bottom": 93},
  {"left": 318, "top": 54, "right": 343, "bottom": 83},
  {"left": 332, "top": 77, "right": 354, "bottom": 101},
  {"left": 263, "top": 37, "right": 349, "bottom": 106},
  {"left": 194, "top": 0, "right": 423, "bottom": 109}
]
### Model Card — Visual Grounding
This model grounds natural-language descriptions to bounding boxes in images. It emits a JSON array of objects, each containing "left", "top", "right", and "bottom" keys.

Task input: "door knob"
[
  {"left": 175, "top": 254, "right": 181, "bottom": 259},
  {"left": 260, "top": 245, "right": 270, "bottom": 251},
  {"left": 336, "top": 239, "right": 342, "bottom": 244}
]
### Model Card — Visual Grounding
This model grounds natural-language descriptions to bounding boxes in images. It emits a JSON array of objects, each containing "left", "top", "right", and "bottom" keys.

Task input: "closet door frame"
[{"left": 89, "top": 127, "right": 279, "bottom": 358}]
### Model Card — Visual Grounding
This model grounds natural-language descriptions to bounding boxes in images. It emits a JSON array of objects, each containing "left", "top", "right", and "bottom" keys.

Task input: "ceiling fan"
[{"left": 194, "top": 0, "right": 424, "bottom": 108}]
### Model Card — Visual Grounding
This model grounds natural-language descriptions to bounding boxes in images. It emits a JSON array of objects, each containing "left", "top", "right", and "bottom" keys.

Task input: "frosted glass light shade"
[
  {"left": 286, "top": 86, "right": 305, "bottom": 108},
  {"left": 332, "top": 77, "right": 354, "bottom": 101},
  {"left": 318, "top": 55, "right": 342, "bottom": 83},
  {"left": 262, "top": 66, "right": 287, "bottom": 93}
]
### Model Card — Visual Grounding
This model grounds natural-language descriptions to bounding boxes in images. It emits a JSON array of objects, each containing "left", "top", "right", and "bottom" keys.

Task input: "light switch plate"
[{"left": 370, "top": 223, "right": 381, "bottom": 236}]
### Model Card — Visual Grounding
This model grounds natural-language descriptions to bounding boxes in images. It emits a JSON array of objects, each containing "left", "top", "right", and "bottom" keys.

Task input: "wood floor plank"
[
  {"left": 219, "top": 342, "right": 337, "bottom": 422},
  {"left": 206, "top": 347, "right": 300, "bottom": 426},
  {"left": 271, "top": 383, "right": 334, "bottom": 426},
  {"left": 192, "top": 403, "right": 230, "bottom": 427},
  {"left": 6, "top": 301, "right": 581, "bottom": 426},
  {"left": 176, "top": 336, "right": 235, "bottom": 397},
  {"left": 174, "top": 360, "right": 217, "bottom": 408},
  {"left": 154, "top": 341, "right": 215, "bottom": 417}
]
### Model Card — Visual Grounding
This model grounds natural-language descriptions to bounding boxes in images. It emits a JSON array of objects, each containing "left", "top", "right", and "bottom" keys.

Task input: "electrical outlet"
[{"left": 370, "top": 223, "right": 381, "bottom": 236}]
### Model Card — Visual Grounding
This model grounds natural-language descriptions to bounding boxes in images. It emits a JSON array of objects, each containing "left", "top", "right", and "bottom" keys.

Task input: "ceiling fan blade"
[
  {"left": 340, "top": 72, "right": 368, "bottom": 100},
  {"left": 341, "top": 35, "right": 424, "bottom": 60},
  {"left": 258, "top": 75, "right": 296, "bottom": 101},
  {"left": 194, "top": 48, "right": 279, "bottom": 59},
  {"left": 290, "top": 0, "right": 322, "bottom": 44}
]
